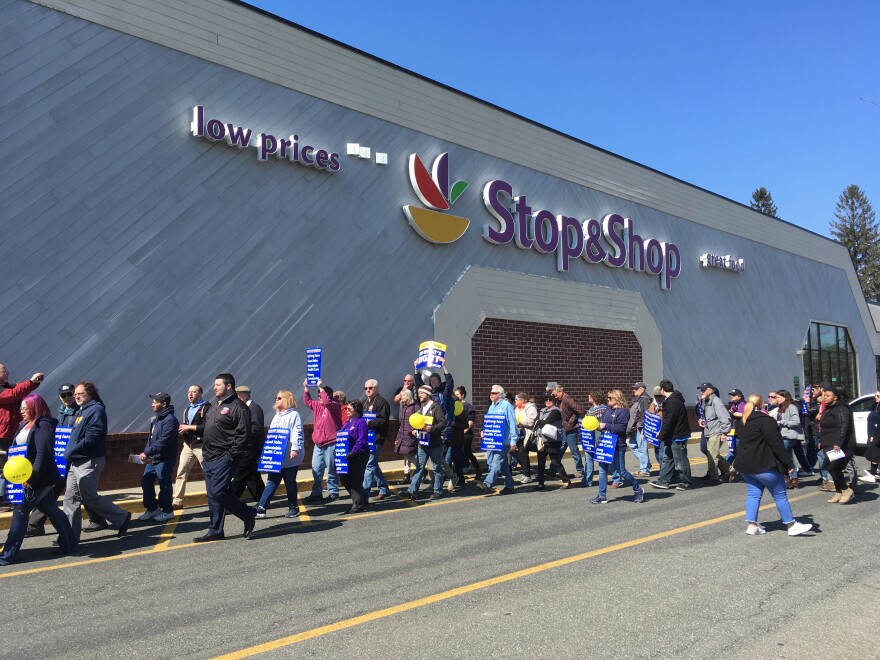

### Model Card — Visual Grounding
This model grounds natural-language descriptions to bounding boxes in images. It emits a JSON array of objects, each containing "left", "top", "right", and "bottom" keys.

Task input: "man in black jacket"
[
  {"left": 193, "top": 373, "right": 256, "bottom": 542},
  {"left": 137, "top": 393, "right": 179, "bottom": 523},
  {"left": 229, "top": 385, "right": 265, "bottom": 502},
  {"left": 649, "top": 380, "right": 693, "bottom": 491},
  {"left": 362, "top": 379, "right": 392, "bottom": 500}
]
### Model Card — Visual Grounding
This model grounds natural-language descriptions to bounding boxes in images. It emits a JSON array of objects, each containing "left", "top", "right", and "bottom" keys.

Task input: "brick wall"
[{"left": 471, "top": 318, "right": 644, "bottom": 426}]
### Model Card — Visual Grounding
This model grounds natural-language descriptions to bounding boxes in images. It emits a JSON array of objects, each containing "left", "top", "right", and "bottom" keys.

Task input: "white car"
[{"left": 850, "top": 394, "right": 878, "bottom": 452}]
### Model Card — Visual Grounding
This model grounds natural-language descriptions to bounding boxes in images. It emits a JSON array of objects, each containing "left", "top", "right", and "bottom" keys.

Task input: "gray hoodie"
[{"left": 702, "top": 393, "right": 731, "bottom": 436}]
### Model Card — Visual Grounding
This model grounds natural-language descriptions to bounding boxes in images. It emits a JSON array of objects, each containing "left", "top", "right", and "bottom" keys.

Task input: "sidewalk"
[{"left": 1, "top": 433, "right": 705, "bottom": 531}]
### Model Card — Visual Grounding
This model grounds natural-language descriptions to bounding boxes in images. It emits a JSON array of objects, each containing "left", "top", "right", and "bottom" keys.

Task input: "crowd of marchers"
[{"left": 2, "top": 358, "right": 878, "bottom": 565}]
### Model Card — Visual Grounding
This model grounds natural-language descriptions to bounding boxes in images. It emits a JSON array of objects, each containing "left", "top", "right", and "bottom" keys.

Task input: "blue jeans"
[
  {"left": 628, "top": 431, "right": 651, "bottom": 473},
  {"left": 258, "top": 466, "right": 299, "bottom": 510},
  {"left": 0, "top": 483, "right": 77, "bottom": 564},
  {"left": 410, "top": 444, "right": 445, "bottom": 495},
  {"left": 310, "top": 443, "right": 339, "bottom": 497},
  {"left": 560, "top": 430, "right": 584, "bottom": 473},
  {"left": 783, "top": 440, "right": 810, "bottom": 478},
  {"left": 742, "top": 470, "right": 795, "bottom": 524},
  {"left": 142, "top": 459, "right": 173, "bottom": 513},
  {"left": 816, "top": 449, "right": 831, "bottom": 481},
  {"left": 598, "top": 446, "right": 643, "bottom": 498},
  {"left": 484, "top": 448, "right": 515, "bottom": 489},
  {"left": 363, "top": 443, "right": 390, "bottom": 495},
  {"left": 580, "top": 451, "right": 595, "bottom": 486}
]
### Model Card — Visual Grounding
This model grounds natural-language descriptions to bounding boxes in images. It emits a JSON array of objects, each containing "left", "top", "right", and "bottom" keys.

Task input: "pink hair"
[{"left": 23, "top": 393, "right": 52, "bottom": 421}]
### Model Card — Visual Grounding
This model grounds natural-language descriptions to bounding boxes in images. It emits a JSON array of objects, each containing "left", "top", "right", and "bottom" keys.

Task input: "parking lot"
[{"left": 2, "top": 454, "right": 878, "bottom": 659}]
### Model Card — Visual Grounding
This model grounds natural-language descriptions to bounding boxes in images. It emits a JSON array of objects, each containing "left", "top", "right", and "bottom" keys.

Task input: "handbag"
[{"left": 540, "top": 424, "right": 559, "bottom": 441}]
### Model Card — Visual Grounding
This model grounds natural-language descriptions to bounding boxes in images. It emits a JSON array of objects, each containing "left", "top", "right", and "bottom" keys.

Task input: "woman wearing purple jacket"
[
  {"left": 592, "top": 390, "right": 645, "bottom": 504},
  {"left": 339, "top": 400, "right": 370, "bottom": 513}
]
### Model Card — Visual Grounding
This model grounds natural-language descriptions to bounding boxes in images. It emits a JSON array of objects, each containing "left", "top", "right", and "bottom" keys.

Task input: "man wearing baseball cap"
[
  {"left": 626, "top": 382, "right": 653, "bottom": 477},
  {"left": 137, "top": 392, "right": 180, "bottom": 522},
  {"left": 698, "top": 382, "right": 731, "bottom": 484}
]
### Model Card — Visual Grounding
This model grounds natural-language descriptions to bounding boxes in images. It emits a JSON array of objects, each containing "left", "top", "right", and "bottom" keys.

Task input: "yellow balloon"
[
  {"left": 582, "top": 415, "right": 600, "bottom": 431},
  {"left": 409, "top": 413, "right": 426, "bottom": 430},
  {"left": 453, "top": 401, "right": 464, "bottom": 416},
  {"left": 515, "top": 410, "right": 526, "bottom": 425},
  {"left": 4, "top": 455, "right": 32, "bottom": 485}
]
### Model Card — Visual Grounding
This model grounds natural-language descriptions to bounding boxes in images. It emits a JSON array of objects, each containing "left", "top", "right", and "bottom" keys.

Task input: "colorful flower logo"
[{"left": 402, "top": 152, "right": 469, "bottom": 244}]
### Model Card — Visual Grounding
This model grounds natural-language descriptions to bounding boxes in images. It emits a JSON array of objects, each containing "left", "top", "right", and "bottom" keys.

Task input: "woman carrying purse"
[
  {"left": 775, "top": 390, "right": 810, "bottom": 488},
  {"left": 534, "top": 392, "right": 570, "bottom": 490}
]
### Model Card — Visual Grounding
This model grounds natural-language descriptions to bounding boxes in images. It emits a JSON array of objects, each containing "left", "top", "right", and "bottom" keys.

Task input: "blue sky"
[{"left": 249, "top": 1, "right": 879, "bottom": 237}]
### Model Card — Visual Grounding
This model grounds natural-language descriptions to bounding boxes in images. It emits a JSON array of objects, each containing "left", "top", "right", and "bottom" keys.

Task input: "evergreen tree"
[
  {"left": 750, "top": 187, "right": 778, "bottom": 217},
  {"left": 830, "top": 184, "right": 880, "bottom": 300}
]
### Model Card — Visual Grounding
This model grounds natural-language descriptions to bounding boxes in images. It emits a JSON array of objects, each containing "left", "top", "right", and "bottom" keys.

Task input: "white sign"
[{"left": 700, "top": 253, "right": 744, "bottom": 272}]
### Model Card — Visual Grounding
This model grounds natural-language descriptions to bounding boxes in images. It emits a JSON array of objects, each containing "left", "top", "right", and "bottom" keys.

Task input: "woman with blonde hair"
[
  {"left": 591, "top": 390, "right": 644, "bottom": 504},
  {"left": 733, "top": 394, "right": 812, "bottom": 536},
  {"left": 255, "top": 390, "right": 304, "bottom": 519}
]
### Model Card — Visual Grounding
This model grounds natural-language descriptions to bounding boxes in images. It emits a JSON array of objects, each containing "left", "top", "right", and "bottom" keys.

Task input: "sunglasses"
[{"left": 275, "top": 396, "right": 283, "bottom": 400}]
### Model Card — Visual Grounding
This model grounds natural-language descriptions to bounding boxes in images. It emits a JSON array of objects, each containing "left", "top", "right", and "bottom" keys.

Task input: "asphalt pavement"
[{"left": 2, "top": 453, "right": 878, "bottom": 659}]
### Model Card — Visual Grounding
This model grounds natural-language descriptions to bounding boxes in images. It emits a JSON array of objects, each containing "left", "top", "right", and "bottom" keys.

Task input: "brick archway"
[{"left": 471, "top": 317, "right": 643, "bottom": 419}]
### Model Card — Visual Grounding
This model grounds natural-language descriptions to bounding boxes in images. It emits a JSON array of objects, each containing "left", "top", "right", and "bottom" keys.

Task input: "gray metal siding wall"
[{"left": 1, "top": 0, "right": 875, "bottom": 431}]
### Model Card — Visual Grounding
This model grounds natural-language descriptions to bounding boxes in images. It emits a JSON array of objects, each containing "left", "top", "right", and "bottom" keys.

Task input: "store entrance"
[{"left": 470, "top": 317, "right": 644, "bottom": 420}]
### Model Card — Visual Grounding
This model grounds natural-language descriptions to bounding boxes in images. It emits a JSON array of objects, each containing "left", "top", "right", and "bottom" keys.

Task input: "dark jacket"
[
  {"left": 19, "top": 416, "right": 60, "bottom": 489},
  {"left": 181, "top": 401, "right": 211, "bottom": 448},
  {"left": 144, "top": 405, "right": 180, "bottom": 462},
  {"left": 453, "top": 400, "right": 477, "bottom": 449},
  {"left": 535, "top": 405, "right": 563, "bottom": 445},
  {"left": 395, "top": 402, "right": 419, "bottom": 455},
  {"left": 244, "top": 401, "right": 265, "bottom": 455},
  {"left": 64, "top": 398, "right": 108, "bottom": 462},
  {"left": 733, "top": 410, "right": 793, "bottom": 475},
  {"left": 363, "top": 394, "right": 391, "bottom": 445},
  {"left": 817, "top": 400, "right": 855, "bottom": 457},
  {"left": 415, "top": 400, "right": 446, "bottom": 448},
  {"left": 415, "top": 370, "right": 454, "bottom": 440},
  {"left": 600, "top": 406, "right": 631, "bottom": 447},
  {"left": 558, "top": 393, "right": 583, "bottom": 434},
  {"left": 198, "top": 393, "right": 252, "bottom": 462},
  {"left": 56, "top": 402, "right": 79, "bottom": 428},
  {"left": 657, "top": 391, "right": 690, "bottom": 441}
]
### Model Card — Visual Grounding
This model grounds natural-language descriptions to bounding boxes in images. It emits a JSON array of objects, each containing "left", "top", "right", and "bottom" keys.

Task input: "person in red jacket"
[
  {"left": 0, "top": 364, "right": 44, "bottom": 508},
  {"left": 302, "top": 379, "right": 344, "bottom": 504}
]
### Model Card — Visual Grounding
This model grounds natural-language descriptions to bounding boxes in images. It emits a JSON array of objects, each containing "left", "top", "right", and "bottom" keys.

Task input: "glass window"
[
  {"left": 801, "top": 322, "right": 858, "bottom": 396},
  {"left": 850, "top": 397, "right": 875, "bottom": 413}
]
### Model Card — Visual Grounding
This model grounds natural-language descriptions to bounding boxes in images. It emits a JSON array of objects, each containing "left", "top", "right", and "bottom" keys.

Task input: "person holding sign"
[
  {"left": 402, "top": 385, "right": 450, "bottom": 500},
  {"left": 362, "top": 379, "right": 392, "bottom": 501},
  {"left": 626, "top": 383, "right": 653, "bottom": 477},
  {"left": 591, "top": 390, "right": 644, "bottom": 504},
  {"left": 302, "top": 380, "right": 343, "bottom": 504},
  {"left": 27, "top": 383, "right": 93, "bottom": 537},
  {"left": 63, "top": 381, "right": 131, "bottom": 541},
  {"left": 255, "top": 390, "right": 304, "bottom": 519},
  {"left": 649, "top": 380, "right": 692, "bottom": 491},
  {"left": 0, "top": 365, "right": 44, "bottom": 510},
  {"left": 477, "top": 385, "right": 518, "bottom": 495},
  {"left": 136, "top": 393, "right": 179, "bottom": 523},
  {"left": 0, "top": 393, "right": 76, "bottom": 565},
  {"left": 338, "top": 400, "right": 370, "bottom": 513}
]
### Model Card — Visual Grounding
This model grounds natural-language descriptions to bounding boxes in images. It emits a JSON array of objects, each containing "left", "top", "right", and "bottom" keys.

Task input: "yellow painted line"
[
  {"left": 213, "top": 490, "right": 821, "bottom": 659},
  {"left": 153, "top": 510, "right": 184, "bottom": 550},
  {"left": 296, "top": 498, "right": 311, "bottom": 525}
]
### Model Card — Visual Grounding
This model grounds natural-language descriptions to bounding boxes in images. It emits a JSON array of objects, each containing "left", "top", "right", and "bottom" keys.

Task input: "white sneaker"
[
  {"left": 787, "top": 521, "right": 812, "bottom": 536},
  {"left": 858, "top": 470, "right": 877, "bottom": 483},
  {"left": 153, "top": 511, "right": 174, "bottom": 522},
  {"left": 745, "top": 524, "right": 766, "bottom": 535},
  {"left": 137, "top": 509, "right": 158, "bottom": 521}
]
